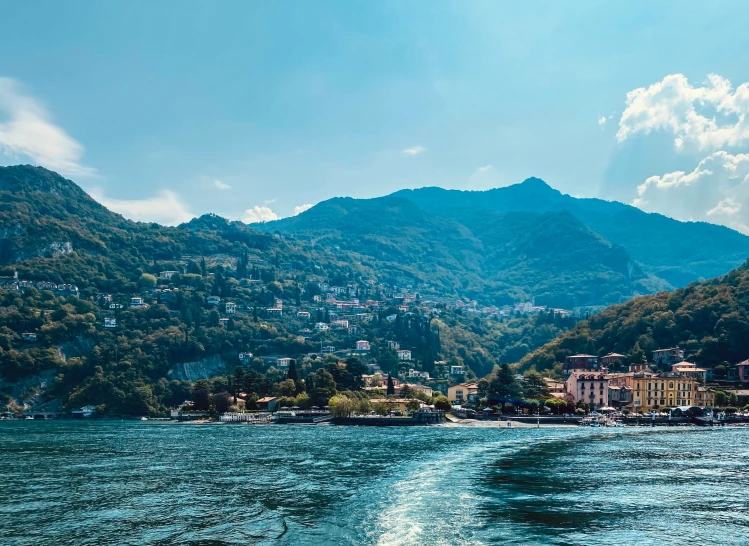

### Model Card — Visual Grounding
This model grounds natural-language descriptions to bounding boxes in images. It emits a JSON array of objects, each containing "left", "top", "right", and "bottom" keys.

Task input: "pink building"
[{"left": 565, "top": 371, "right": 610, "bottom": 410}]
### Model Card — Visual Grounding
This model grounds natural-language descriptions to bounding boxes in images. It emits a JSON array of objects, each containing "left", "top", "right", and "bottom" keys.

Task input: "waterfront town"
[{"left": 3, "top": 269, "right": 749, "bottom": 426}]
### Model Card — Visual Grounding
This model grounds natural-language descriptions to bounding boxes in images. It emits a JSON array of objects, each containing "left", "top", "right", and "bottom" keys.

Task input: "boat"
[{"left": 25, "top": 415, "right": 34, "bottom": 420}]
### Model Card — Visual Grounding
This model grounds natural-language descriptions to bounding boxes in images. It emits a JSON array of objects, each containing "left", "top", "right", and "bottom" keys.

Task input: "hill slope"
[
  {"left": 519, "top": 260, "right": 749, "bottom": 375},
  {"left": 393, "top": 180, "right": 749, "bottom": 287}
]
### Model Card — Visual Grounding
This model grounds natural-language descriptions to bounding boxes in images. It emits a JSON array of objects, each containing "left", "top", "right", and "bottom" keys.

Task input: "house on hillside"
[
  {"left": 388, "top": 340, "right": 400, "bottom": 350},
  {"left": 276, "top": 357, "right": 293, "bottom": 368},
  {"left": 653, "top": 347, "right": 684, "bottom": 367},
  {"left": 355, "top": 340, "right": 370, "bottom": 352},
  {"left": 297, "top": 311, "right": 311, "bottom": 319},
  {"left": 130, "top": 297, "right": 145, "bottom": 307},
  {"left": 566, "top": 371, "right": 609, "bottom": 409},
  {"left": 104, "top": 317, "right": 117, "bottom": 328},
  {"left": 397, "top": 349, "right": 412, "bottom": 361},
  {"left": 22, "top": 332, "right": 38, "bottom": 343},
  {"left": 207, "top": 295, "right": 221, "bottom": 306},
  {"left": 225, "top": 302, "right": 237, "bottom": 314},
  {"left": 159, "top": 270, "right": 178, "bottom": 279}
]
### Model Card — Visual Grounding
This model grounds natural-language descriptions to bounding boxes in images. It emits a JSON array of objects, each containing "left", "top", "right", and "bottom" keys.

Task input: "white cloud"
[
  {"left": 0, "top": 77, "right": 95, "bottom": 177},
  {"left": 617, "top": 73, "right": 749, "bottom": 150},
  {"left": 633, "top": 150, "right": 749, "bottom": 233},
  {"left": 475, "top": 164, "right": 493, "bottom": 174},
  {"left": 294, "top": 203, "right": 313, "bottom": 215},
  {"left": 402, "top": 145, "right": 426, "bottom": 156},
  {"left": 243, "top": 205, "right": 279, "bottom": 223},
  {"left": 89, "top": 188, "right": 195, "bottom": 226},
  {"left": 264, "top": 198, "right": 277, "bottom": 205},
  {"left": 213, "top": 179, "right": 231, "bottom": 190},
  {"left": 598, "top": 116, "right": 607, "bottom": 126}
]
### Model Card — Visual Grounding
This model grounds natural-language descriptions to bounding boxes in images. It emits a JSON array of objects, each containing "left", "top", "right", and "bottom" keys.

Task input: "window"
[{"left": 669, "top": 382, "right": 674, "bottom": 389}]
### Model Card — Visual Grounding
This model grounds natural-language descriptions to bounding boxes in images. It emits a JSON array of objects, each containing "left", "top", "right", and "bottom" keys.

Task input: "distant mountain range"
[
  {"left": 257, "top": 178, "right": 749, "bottom": 307},
  {"left": 3, "top": 165, "right": 749, "bottom": 309}
]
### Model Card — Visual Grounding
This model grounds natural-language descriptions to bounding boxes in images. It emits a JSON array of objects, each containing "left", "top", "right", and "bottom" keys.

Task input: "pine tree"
[{"left": 387, "top": 374, "right": 395, "bottom": 396}]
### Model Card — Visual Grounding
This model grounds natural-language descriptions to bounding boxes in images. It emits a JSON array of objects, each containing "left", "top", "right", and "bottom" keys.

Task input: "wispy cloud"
[
  {"left": 475, "top": 164, "right": 493, "bottom": 174},
  {"left": 294, "top": 203, "right": 313, "bottom": 215},
  {"left": 617, "top": 73, "right": 749, "bottom": 150},
  {"left": 598, "top": 116, "right": 607, "bottom": 126},
  {"left": 0, "top": 77, "right": 95, "bottom": 177},
  {"left": 243, "top": 205, "right": 279, "bottom": 224},
  {"left": 402, "top": 145, "right": 426, "bottom": 156},
  {"left": 89, "top": 188, "right": 195, "bottom": 226},
  {"left": 264, "top": 198, "right": 277, "bottom": 205},
  {"left": 213, "top": 179, "right": 231, "bottom": 190}
]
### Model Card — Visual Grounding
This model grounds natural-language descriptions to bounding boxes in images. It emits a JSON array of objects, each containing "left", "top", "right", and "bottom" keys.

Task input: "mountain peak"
[{"left": 0, "top": 164, "right": 85, "bottom": 196}]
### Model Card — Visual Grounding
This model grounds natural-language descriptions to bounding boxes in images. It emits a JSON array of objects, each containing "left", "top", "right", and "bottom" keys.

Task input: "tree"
[
  {"left": 310, "top": 369, "right": 337, "bottom": 407},
  {"left": 524, "top": 371, "right": 551, "bottom": 401},
  {"left": 329, "top": 394, "right": 356, "bottom": 417},
  {"left": 728, "top": 391, "right": 739, "bottom": 407},
  {"left": 433, "top": 395, "right": 451, "bottom": 411},
  {"left": 545, "top": 398, "right": 567, "bottom": 415},
  {"left": 489, "top": 363, "right": 522, "bottom": 405},
  {"left": 715, "top": 390, "right": 728, "bottom": 407},
  {"left": 386, "top": 374, "right": 395, "bottom": 396},
  {"left": 287, "top": 360, "right": 299, "bottom": 383},
  {"left": 400, "top": 384, "right": 413, "bottom": 399},
  {"left": 138, "top": 273, "right": 157, "bottom": 288},
  {"left": 406, "top": 399, "right": 421, "bottom": 414},
  {"left": 212, "top": 392, "right": 232, "bottom": 414},
  {"left": 191, "top": 380, "right": 211, "bottom": 411}
]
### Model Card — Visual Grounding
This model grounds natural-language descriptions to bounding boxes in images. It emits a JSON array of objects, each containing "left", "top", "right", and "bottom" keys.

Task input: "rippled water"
[{"left": 1, "top": 422, "right": 748, "bottom": 545}]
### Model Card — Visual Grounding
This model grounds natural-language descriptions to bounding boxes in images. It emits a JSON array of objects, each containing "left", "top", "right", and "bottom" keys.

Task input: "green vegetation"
[{"left": 520, "top": 260, "right": 749, "bottom": 376}]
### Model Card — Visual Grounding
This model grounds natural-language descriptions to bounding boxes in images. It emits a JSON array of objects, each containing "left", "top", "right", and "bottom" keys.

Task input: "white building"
[
  {"left": 159, "top": 270, "right": 178, "bottom": 279},
  {"left": 315, "top": 322, "right": 330, "bottom": 331},
  {"left": 207, "top": 295, "right": 221, "bottom": 306},
  {"left": 355, "top": 340, "right": 371, "bottom": 351},
  {"left": 397, "top": 349, "right": 412, "bottom": 361},
  {"left": 104, "top": 317, "right": 117, "bottom": 328},
  {"left": 225, "top": 302, "right": 237, "bottom": 314},
  {"left": 130, "top": 297, "right": 144, "bottom": 307}
]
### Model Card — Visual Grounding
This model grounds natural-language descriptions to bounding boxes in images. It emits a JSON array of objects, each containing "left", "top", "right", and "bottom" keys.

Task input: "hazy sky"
[{"left": 2, "top": 1, "right": 749, "bottom": 231}]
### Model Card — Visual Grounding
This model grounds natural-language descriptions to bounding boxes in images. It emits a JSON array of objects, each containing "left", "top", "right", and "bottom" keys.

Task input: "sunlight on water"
[{"left": 2, "top": 422, "right": 748, "bottom": 545}]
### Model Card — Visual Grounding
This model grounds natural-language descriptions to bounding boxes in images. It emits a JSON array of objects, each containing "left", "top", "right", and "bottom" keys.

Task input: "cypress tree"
[{"left": 387, "top": 374, "right": 395, "bottom": 396}]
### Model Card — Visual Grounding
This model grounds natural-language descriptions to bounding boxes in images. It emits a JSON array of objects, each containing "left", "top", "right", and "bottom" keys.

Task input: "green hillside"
[{"left": 519, "top": 260, "right": 749, "bottom": 376}]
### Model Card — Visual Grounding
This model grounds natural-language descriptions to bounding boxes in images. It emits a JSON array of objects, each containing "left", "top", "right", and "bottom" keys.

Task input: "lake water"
[{"left": 1, "top": 422, "right": 748, "bottom": 545}]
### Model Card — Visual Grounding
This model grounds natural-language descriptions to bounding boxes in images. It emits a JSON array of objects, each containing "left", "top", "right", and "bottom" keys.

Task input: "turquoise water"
[{"left": 1, "top": 422, "right": 748, "bottom": 545}]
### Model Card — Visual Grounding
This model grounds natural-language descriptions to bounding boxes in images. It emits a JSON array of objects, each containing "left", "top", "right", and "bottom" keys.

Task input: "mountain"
[
  {"left": 0, "top": 165, "right": 581, "bottom": 415},
  {"left": 0, "top": 165, "right": 372, "bottom": 293},
  {"left": 392, "top": 179, "right": 749, "bottom": 287},
  {"left": 519, "top": 259, "right": 749, "bottom": 376},
  {"left": 258, "top": 178, "right": 749, "bottom": 306}
]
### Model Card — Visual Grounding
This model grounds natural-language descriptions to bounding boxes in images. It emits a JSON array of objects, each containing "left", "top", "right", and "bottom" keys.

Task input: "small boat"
[
  {"left": 25, "top": 416, "right": 34, "bottom": 420},
  {"left": 140, "top": 417, "right": 148, "bottom": 421}
]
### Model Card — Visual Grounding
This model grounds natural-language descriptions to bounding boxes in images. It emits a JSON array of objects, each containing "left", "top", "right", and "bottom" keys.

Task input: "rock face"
[{"left": 168, "top": 354, "right": 228, "bottom": 382}]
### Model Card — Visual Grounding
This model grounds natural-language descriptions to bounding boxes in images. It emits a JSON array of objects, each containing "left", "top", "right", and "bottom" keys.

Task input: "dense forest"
[{"left": 520, "top": 260, "right": 749, "bottom": 377}]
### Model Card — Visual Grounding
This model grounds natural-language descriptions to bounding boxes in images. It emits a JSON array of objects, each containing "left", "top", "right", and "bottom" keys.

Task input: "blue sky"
[{"left": 2, "top": 1, "right": 749, "bottom": 231}]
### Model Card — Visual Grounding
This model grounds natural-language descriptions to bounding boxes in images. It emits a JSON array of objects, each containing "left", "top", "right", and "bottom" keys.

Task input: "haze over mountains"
[{"left": 257, "top": 178, "right": 749, "bottom": 307}]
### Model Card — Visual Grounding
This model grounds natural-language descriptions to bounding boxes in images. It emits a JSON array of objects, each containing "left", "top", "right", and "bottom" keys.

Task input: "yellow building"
[
  {"left": 630, "top": 373, "right": 697, "bottom": 412},
  {"left": 447, "top": 382, "right": 479, "bottom": 404},
  {"left": 694, "top": 386, "right": 715, "bottom": 408}
]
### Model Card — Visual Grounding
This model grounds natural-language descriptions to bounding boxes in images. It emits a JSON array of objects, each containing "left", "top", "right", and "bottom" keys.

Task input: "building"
[
  {"left": 355, "top": 340, "right": 371, "bottom": 352},
  {"left": 159, "top": 270, "right": 178, "bottom": 279},
  {"left": 652, "top": 347, "right": 684, "bottom": 367},
  {"left": 104, "top": 317, "right": 117, "bottom": 328},
  {"left": 276, "top": 357, "right": 293, "bottom": 368},
  {"left": 397, "top": 349, "right": 412, "bottom": 361},
  {"left": 21, "top": 332, "right": 38, "bottom": 342},
  {"left": 630, "top": 373, "right": 696, "bottom": 412},
  {"left": 297, "top": 311, "right": 311, "bottom": 319},
  {"left": 694, "top": 386, "right": 715, "bottom": 408},
  {"left": 736, "top": 360, "right": 749, "bottom": 383},
  {"left": 601, "top": 353, "right": 627, "bottom": 368},
  {"left": 450, "top": 365, "right": 465, "bottom": 376},
  {"left": 238, "top": 352, "right": 253, "bottom": 364},
  {"left": 670, "top": 361, "right": 707, "bottom": 382},
  {"left": 448, "top": 382, "right": 480, "bottom": 403},
  {"left": 543, "top": 377, "right": 566, "bottom": 399},
  {"left": 225, "top": 302, "right": 237, "bottom": 314},
  {"left": 207, "top": 295, "right": 221, "bottom": 306},
  {"left": 265, "top": 307, "right": 283, "bottom": 318},
  {"left": 71, "top": 405, "right": 96, "bottom": 418},
  {"left": 256, "top": 397, "right": 278, "bottom": 411},
  {"left": 408, "top": 368, "right": 430, "bottom": 380},
  {"left": 331, "top": 319, "right": 349, "bottom": 330},
  {"left": 607, "top": 385, "right": 632, "bottom": 407},
  {"left": 397, "top": 383, "right": 433, "bottom": 397},
  {"left": 387, "top": 340, "right": 400, "bottom": 350},
  {"left": 315, "top": 322, "right": 329, "bottom": 331},
  {"left": 566, "top": 371, "right": 609, "bottom": 409},
  {"left": 563, "top": 354, "right": 600, "bottom": 377},
  {"left": 130, "top": 296, "right": 144, "bottom": 307}
]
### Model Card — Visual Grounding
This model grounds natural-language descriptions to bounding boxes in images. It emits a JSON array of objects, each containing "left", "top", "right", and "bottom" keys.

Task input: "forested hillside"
[{"left": 519, "top": 260, "right": 749, "bottom": 376}]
